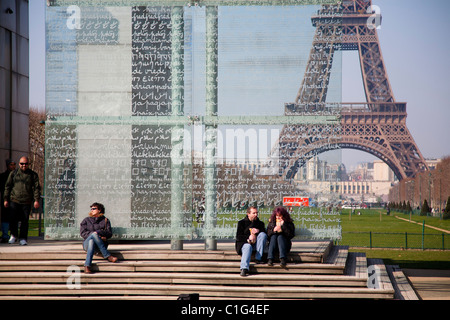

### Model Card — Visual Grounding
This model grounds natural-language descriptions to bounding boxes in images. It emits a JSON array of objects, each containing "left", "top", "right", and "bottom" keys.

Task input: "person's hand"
[
  {"left": 248, "top": 234, "right": 256, "bottom": 243},
  {"left": 33, "top": 201, "right": 40, "bottom": 209},
  {"left": 251, "top": 228, "right": 259, "bottom": 234},
  {"left": 3, "top": 201, "right": 8, "bottom": 208}
]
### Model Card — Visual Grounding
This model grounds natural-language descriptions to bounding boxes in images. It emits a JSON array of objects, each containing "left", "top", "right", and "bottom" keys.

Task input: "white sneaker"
[
  {"left": 8, "top": 235, "right": 16, "bottom": 244},
  {"left": 19, "top": 239, "right": 27, "bottom": 246}
]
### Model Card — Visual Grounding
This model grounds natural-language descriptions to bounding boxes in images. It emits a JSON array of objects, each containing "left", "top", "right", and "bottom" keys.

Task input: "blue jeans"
[
  {"left": 82, "top": 232, "right": 111, "bottom": 267},
  {"left": 268, "top": 233, "right": 289, "bottom": 260},
  {"left": 240, "top": 232, "right": 267, "bottom": 270}
]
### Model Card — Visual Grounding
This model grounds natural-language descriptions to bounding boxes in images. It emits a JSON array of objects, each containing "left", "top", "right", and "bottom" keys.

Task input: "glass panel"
[{"left": 45, "top": 1, "right": 342, "bottom": 241}]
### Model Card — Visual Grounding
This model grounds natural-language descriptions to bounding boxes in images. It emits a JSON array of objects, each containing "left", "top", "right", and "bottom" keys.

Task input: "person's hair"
[
  {"left": 91, "top": 202, "right": 105, "bottom": 214},
  {"left": 270, "top": 207, "right": 292, "bottom": 223},
  {"left": 247, "top": 206, "right": 257, "bottom": 214}
]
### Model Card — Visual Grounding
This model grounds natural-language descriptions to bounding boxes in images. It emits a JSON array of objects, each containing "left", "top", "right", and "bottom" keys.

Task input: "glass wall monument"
[{"left": 44, "top": 0, "right": 342, "bottom": 245}]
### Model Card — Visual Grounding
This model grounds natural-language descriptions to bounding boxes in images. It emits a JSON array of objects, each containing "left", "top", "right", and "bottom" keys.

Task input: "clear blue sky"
[{"left": 29, "top": 0, "right": 450, "bottom": 168}]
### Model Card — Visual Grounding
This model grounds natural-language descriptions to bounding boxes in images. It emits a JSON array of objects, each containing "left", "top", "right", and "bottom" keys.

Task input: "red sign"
[{"left": 283, "top": 197, "right": 309, "bottom": 207}]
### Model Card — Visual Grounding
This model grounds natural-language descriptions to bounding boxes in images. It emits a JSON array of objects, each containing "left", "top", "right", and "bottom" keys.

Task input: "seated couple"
[{"left": 235, "top": 206, "right": 295, "bottom": 277}]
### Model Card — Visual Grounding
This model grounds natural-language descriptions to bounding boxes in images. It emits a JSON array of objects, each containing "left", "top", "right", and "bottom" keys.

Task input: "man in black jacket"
[
  {"left": 3, "top": 156, "right": 40, "bottom": 245},
  {"left": 235, "top": 206, "right": 267, "bottom": 276}
]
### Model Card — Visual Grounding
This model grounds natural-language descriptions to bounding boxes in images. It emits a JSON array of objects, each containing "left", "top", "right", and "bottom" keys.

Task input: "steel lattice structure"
[{"left": 278, "top": 0, "right": 428, "bottom": 181}]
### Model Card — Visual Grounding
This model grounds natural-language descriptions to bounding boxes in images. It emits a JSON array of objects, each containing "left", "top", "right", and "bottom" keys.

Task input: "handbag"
[{"left": 177, "top": 293, "right": 199, "bottom": 301}]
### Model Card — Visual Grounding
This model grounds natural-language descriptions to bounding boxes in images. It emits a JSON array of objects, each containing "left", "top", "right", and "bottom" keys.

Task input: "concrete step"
[
  {"left": 0, "top": 241, "right": 404, "bottom": 299},
  {"left": 0, "top": 283, "right": 395, "bottom": 299},
  {"left": 386, "top": 265, "right": 420, "bottom": 300},
  {"left": 0, "top": 251, "right": 368, "bottom": 287},
  {"left": 0, "top": 245, "right": 347, "bottom": 275},
  {"left": 0, "top": 271, "right": 368, "bottom": 287},
  {"left": 0, "top": 240, "right": 332, "bottom": 263}
]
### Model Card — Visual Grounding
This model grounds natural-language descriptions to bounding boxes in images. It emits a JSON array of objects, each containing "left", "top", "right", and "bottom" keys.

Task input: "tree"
[
  {"left": 406, "top": 201, "right": 412, "bottom": 213},
  {"left": 29, "top": 106, "right": 45, "bottom": 185},
  {"left": 421, "top": 199, "right": 430, "bottom": 216},
  {"left": 444, "top": 196, "right": 450, "bottom": 220},
  {"left": 402, "top": 201, "right": 407, "bottom": 210}
]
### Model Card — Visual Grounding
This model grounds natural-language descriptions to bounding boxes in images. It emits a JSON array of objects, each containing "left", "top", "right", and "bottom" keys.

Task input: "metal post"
[
  {"left": 170, "top": 6, "right": 185, "bottom": 250},
  {"left": 422, "top": 220, "right": 425, "bottom": 250},
  {"left": 405, "top": 232, "right": 408, "bottom": 250},
  {"left": 203, "top": 5, "right": 218, "bottom": 251}
]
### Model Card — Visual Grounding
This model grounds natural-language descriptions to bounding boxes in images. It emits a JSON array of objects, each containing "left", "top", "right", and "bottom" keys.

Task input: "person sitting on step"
[
  {"left": 267, "top": 207, "right": 295, "bottom": 267},
  {"left": 235, "top": 206, "right": 267, "bottom": 277},
  {"left": 80, "top": 202, "right": 118, "bottom": 273}
]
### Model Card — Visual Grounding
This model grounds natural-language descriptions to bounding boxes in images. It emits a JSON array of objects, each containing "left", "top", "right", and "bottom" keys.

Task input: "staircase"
[{"left": 0, "top": 240, "right": 419, "bottom": 300}]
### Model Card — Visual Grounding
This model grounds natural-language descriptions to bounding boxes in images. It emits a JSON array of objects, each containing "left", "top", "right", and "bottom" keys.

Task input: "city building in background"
[{"left": 0, "top": 0, "right": 29, "bottom": 171}]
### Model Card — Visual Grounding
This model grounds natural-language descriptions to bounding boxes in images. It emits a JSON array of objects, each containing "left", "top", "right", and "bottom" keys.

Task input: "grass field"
[
  {"left": 341, "top": 209, "right": 450, "bottom": 249},
  {"left": 340, "top": 209, "right": 450, "bottom": 269}
]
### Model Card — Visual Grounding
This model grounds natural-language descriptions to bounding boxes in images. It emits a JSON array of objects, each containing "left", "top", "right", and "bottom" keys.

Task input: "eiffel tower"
[{"left": 278, "top": 0, "right": 428, "bottom": 181}]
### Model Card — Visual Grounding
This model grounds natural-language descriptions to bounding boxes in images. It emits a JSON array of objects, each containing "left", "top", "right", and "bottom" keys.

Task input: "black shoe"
[
  {"left": 267, "top": 259, "right": 273, "bottom": 266},
  {"left": 240, "top": 269, "right": 249, "bottom": 277},
  {"left": 280, "top": 258, "right": 287, "bottom": 267},
  {"left": 255, "top": 259, "right": 265, "bottom": 264}
]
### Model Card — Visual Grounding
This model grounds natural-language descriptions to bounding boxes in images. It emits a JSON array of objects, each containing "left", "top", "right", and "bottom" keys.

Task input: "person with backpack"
[{"left": 3, "top": 156, "right": 41, "bottom": 245}]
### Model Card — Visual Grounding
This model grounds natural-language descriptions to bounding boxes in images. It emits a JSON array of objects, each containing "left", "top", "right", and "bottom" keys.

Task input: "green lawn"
[
  {"left": 341, "top": 208, "right": 450, "bottom": 233},
  {"left": 340, "top": 209, "right": 450, "bottom": 269},
  {"left": 351, "top": 248, "right": 450, "bottom": 269}
]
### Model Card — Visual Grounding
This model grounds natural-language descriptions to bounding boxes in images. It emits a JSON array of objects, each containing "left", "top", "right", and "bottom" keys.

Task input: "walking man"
[{"left": 3, "top": 156, "right": 41, "bottom": 245}]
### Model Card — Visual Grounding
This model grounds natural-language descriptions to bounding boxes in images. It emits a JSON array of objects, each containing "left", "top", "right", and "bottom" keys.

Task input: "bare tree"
[{"left": 29, "top": 106, "right": 45, "bottom": 185}]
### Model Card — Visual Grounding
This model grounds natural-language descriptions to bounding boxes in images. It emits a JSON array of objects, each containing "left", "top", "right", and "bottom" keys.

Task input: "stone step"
[
  {"left": 0, "top": 250, "right": 322, "bottom": 263},
  {"left": 0, "top": 240, "right": 332, "bottom": 263},
  {"left": 0, "top": 240, "right": 407, "bottom": 299},
  {"left": 0, "top": 283, "right": 395, "bottom": 300},
  {"left": 0, "top": 271, "right": 368, "bottom": 287},
  {"left": 0, "top": 241, "right": 333, "bottom": 263},
  {"left": 0, "top": 251, "right": 367, "bottom": 287},
  {"left": 0, "top": 245, "right": 348, "bottom": 275},
  {"left": 386, "top": 265, "right": 420, "bottom": 300}
]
